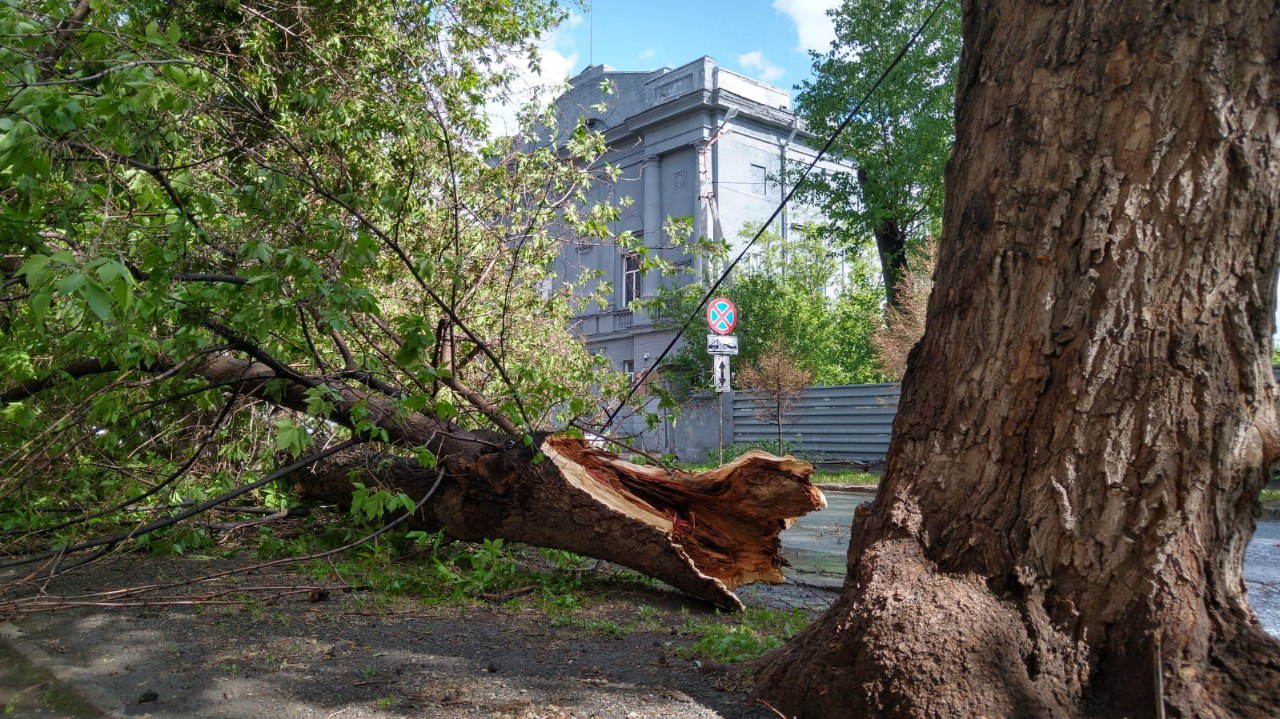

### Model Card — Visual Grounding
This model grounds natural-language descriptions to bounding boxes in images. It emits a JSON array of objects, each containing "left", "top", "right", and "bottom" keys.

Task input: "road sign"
[
  {"left": 706, "top": 334, "right": 739, "bottom": 356},
  {"left": 706, "top": 297, "right": 738, "bottom": 335},
  {"left": 713, "top": 354, "right": 731, "bottom": 393}
]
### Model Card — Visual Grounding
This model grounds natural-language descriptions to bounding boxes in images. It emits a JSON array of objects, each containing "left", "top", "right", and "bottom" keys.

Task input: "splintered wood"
[{"left": 542, "top": 436, "right": 826, "bottom": 608}]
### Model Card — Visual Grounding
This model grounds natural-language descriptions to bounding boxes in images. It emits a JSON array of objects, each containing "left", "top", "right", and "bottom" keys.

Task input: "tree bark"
[
  {"left": 872, "top": 216, "right": 907, "bottom": 307},
  {"left": 859, "top": 165, "right": 909, "bottom": 307},
  {"left": 757, "top": 1, "right": 1280, "bottom": 717}
]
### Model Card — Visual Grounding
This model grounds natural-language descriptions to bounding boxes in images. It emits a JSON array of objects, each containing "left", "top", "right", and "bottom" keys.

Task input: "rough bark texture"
[
  {"left": 757, "top": 1, "right": 1280, "bottom": 717},
  {"left": 297, "top": 438, "right": 824, "bottom": 610}
]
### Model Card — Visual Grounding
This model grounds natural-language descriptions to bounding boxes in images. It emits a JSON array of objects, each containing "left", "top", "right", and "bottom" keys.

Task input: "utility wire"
[{"left": 598, "top": 0, "right": 952, "bottom": 434}]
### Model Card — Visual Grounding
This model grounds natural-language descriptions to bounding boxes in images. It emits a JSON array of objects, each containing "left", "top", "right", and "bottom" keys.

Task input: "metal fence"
[
  {"left": 731, "top": 367, "right": 1280, "bottom": 465},
  {"left": 733, "top": 383, "right": 901, "bottom": 464}
]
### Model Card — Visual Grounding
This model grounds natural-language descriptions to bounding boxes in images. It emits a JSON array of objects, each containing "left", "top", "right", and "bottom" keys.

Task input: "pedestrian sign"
[{"left": 706, "top": 297, "right": 738, "bottom": 335}]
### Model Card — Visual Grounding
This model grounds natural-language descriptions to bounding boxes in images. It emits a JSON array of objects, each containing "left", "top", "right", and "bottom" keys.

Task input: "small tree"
[
  {"left": 737, "top": 337, "right": 814, "bottom": 453},
  {"left": 872, "top": 240, "right": 936, "bottom": 378}
]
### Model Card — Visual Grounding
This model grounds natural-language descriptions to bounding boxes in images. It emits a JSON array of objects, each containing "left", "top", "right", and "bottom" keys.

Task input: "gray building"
[{"left": 550, "top": 57, "right": 849, "bottom": 453}]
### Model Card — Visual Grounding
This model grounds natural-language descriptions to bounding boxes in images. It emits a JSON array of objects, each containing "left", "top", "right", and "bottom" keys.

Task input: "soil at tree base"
[
  {"left": 6, "top": 494, "right": 1276, "bottom": 718},
  {"left": 0, "top": 555, "right": 833, "bottom": 719}
]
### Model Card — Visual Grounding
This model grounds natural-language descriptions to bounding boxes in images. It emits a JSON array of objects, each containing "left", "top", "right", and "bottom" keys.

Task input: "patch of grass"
[
  {"left": 1261, "top": 489, "right": 1280, "bottom": 504},
  {"left": 634, "top": 604, "right": 662, "bottom": 628},
  {"left": 812, "top": 469, "right": 879, "bottom": 485},
  {"left": 550, "top": 615, "right": 633, "bottom": 636},
  {"left": 707, "top": 440, "right": 801, "bottom": 465},
  {"left": 679, "top": 607, "right": 811, "bottom": 663},
  {"left": 298, "top": 535, "right": 595, "bottom": 610}
]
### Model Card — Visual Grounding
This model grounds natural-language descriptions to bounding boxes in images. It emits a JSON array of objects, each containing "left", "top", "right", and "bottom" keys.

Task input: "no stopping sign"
[{"left": 706, "top": 297, "right": 738, "bottom": 335}]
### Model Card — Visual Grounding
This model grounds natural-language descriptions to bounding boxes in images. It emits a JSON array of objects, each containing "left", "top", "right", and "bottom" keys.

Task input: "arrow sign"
[
  {"left": 706, "top": 297, "right": 738, "bottom": 335},
  {"left": 713, "top": 354, "right": 731, "bottom": 393}
]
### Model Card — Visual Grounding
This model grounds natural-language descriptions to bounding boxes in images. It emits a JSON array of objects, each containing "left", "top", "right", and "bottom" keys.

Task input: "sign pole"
[
  {"left": 718, "top": 395, "right": 724, "bottom": 466},
  {"left": 706, "top": 297, "right": 738, "bottom": 466}
]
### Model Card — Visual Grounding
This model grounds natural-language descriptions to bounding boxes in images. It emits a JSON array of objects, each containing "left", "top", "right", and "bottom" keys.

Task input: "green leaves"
[
  {"left": 0, "top": 0, "right": 627, "bottom": 553},
  {"left": 653, "top": 226, "right": 889, "bottom": 390},
  {"left": 303, "top": 386, "right": 340, "bottom": 418},
  {"left": 18, "top": 253, "right": 50, "bottom": 287},
  {"left": 349, "top": 482, "right": 416, "bottom": 525},
  {"left": 0, "top": 116, "right": 48, "bottom": 185},
  {"left": 79, "top": 279, "right": 114, "bottom": 321},
  {"left": 797, "top": 0, "right": 960, "bottom": 291},
  {"left": 273, "top": 418, "right": 312, "bottom": 458}
]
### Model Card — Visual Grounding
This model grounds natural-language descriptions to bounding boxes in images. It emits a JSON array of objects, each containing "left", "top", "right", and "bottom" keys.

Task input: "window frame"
[{"left": 622, "top": 253, "right": 641, "bottom": 307}]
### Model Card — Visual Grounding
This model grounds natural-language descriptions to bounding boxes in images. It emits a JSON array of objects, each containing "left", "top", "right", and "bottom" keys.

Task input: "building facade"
[
  {"left": 550, "top": 57, "right": 849, "bottom": 453},
  {"left": 552, "top": 57, "right": 847, "bottom": 366}
]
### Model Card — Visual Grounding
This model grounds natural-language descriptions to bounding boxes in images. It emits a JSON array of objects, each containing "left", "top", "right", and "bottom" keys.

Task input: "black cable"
[{"left": 599, "top": 0, "right": 952, "bottom": 433}]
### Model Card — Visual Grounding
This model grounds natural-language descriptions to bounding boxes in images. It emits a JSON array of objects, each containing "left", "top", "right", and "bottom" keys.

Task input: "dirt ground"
[{"left": 1, "top": 553, "right": 835, "bottom": 719}]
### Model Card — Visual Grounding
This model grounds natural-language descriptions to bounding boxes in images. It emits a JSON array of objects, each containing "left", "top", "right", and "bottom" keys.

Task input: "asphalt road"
[{"left": 780, "top": 491, "right": 1280, "bottom": 638}]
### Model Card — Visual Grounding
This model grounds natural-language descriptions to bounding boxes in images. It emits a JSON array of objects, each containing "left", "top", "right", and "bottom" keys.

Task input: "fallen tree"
[
  {"left": 301, "top": 438, "right": 823, "bottom": 609},
  {"left": 1, "top": 351, "right": 824, "bottom": 610},
  {"left": 0, "top": 1, "right": 823, "bottom": 610}
]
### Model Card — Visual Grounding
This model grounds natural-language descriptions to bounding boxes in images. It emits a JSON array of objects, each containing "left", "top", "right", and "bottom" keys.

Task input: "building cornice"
[{"left": 611, "top": 88, "right": 814, "bottom": 144}]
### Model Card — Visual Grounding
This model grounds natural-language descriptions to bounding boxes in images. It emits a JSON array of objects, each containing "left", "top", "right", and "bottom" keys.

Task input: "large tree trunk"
[
  {"left": 757, "top": 1, "right": 1280, "bottom": 717},
  {"left": 872, "top": 217, "right": 906, "bottom": 307}
]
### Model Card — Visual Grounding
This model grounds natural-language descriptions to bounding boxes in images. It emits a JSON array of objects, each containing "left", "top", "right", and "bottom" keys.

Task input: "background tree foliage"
[
  {"left": 651, "top": 227, "right": 886, "bottom": 394},
  {"left": 795, "top": 0, "right": 959, "bottom": 304},
  {"left": 0, "top": 0, "right": 634, "bottom": 552}
]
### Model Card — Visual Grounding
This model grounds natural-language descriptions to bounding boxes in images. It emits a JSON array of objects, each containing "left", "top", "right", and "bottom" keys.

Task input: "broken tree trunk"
[{"left": 298, "top": 436, "right": 825, "bottom": 610}]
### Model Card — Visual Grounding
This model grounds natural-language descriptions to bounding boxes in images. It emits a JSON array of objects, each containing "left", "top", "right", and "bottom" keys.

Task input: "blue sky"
[
  {"left": 554, "top": 0, "right": 839, "bottom": 90},
  {"left": 487, "top": 1, "right": 841, "bottom": 133}
]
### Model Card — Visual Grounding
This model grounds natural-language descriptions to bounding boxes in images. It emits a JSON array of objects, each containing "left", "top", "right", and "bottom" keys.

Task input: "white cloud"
[
  {"left": 484, "top": 12, "right": 582, "bottom": 136},
  {"left": 638, "top": 48, "right": 656, "bottom": 61},
  {"left": 772, "top": 0, "right": 840, "bottom": 52},
  {"left": 737, "top": 50, "right": 785, "bottom": 82}
]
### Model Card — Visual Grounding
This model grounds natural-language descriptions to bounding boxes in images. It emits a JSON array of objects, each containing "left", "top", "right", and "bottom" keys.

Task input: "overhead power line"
[{"left": 598, "top": 0, "right": 952, "bottom": 435}]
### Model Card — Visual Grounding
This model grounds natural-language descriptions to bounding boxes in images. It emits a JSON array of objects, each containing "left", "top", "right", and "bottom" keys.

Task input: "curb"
[{"left": 0, "top": 621, "right": 127, "bottom": 719}]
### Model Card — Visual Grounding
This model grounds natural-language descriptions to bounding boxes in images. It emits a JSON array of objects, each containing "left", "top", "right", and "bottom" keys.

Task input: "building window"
[
  {"left": 750, "top": 163, "right": 768, "bottom": 195},
  {"left": 623, "top": 253, "right": 641, "bottom": 307},
  {"left": 621, "top": 360, "right": 635, "bottom": 378}
]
